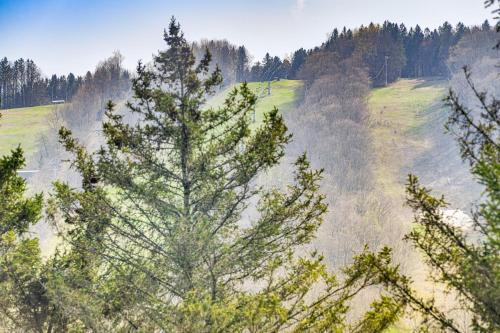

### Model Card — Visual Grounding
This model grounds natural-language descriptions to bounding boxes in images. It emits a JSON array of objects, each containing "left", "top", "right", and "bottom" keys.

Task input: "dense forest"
[
  {"left": 0, "top": 56, "right": 130, "bottom": 110},
  {"left": 0, "top": 57, "right": 83, "bottom": 109},
  {"left": 233, "top": 20, "right": 495, "bottom": 86}
]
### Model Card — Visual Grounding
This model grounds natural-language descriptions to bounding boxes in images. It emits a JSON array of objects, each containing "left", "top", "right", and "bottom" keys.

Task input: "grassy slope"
[
  {"left": 0, "top": 81, "right": 302, "bottom": 161},
  {"left": 206, "top": 80, "right": 303, "bottom": 123},
  {"left": 0, "top": 104, "right": 57, "bottom": 158},
  {"left": 368, "top": 78, "right": 448, "bottom": 333},
  {"left": 212, "top": 78, "right": 447, "bottom": 209},
  {"left": 209, "top": 78, "right": 448, "bottom": 204},
  {"left": 368, "top": 78, "right": 446, "bottom": 200}
]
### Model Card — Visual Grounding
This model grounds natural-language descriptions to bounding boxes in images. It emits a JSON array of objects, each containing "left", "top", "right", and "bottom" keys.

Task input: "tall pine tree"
[{"left": 51, "top": 18, "right": 403, "bottom": 332}]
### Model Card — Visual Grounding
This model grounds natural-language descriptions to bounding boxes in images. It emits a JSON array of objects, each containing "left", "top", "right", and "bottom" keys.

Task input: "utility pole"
[
  {"left": 385, "top": 55, "right": 389, "bottom": 86},
  {"left": 267, "top": 80, "right": 271, "bottom": 96}
]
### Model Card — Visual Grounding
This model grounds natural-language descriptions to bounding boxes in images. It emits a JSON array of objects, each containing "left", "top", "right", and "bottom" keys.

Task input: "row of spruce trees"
[
  {"left": 0, "top": 4, "right": 498, "bottom": 332},
  {"left": 0, "top": 57, "right": 85, "bottom": 109},
  {"left": 0, "top": 56, "right": 133, "bottom": 110}
]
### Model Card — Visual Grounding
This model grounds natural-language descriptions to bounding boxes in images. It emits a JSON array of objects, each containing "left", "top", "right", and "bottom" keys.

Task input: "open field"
[{"left": 0, "top": 104, "right": 57, "bottom": 158}]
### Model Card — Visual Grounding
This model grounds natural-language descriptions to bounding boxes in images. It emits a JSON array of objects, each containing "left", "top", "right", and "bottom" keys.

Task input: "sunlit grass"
[
  {"left": 368, "top": 78, "right": 446, "bottom": 198},
  {"left": 206, "top": 80, "right": 303, "bottom": 124},
  {"left": 0, "top": 104, "right": 57, "bottom": 158},
  {"left": 0, "top": 81, "right": 302, "bottom": 161},
  {"left": 369, "top": 78, "right": 448, "bottom": 332}
]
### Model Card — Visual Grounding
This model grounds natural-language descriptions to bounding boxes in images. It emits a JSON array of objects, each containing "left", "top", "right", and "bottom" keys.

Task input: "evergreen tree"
[
  {"left": 235, "top": 45, "right": 248, "bottom": 82},
  {"left": 0, "top": 108, "right": 93, "bottom": 332},
  {"left": 51, "top": 18, "right": 402, "bottom": 332},
  {"left": 289, "top": 48, "right": 308, "bottom": 79},
  {"left": 352, "top": 22, "right": 406, "bottom": 86},
  {"left": 402, "top": 25, "right": 424, "bottom": 77},
  {"left": 481, "top": 20, "right": 491, "bottom": 31},
  {"left": 0, "top": 136, "right": 47, "bottom": 331},
  {"left": 249, "top": 61, "right": 263, "bottom": 82},
  {"left": 486, "top": 0, "right": 500, "bottom": 48}
]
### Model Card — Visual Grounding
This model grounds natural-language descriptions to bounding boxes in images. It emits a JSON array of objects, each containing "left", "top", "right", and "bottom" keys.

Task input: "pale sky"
[{"left": 0, "top": 0, "right": 494, "bottom": 76}]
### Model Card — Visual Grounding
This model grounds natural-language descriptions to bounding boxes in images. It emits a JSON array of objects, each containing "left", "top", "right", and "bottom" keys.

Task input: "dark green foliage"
[
  {"left": 352, "top": 22, "right": 407, "bottom": 86},
  {"left": 249, "top": 52, "right": 289, "bottom": 81},
  {"left": 0, "top": 53, "right": 130, "bottom": 110},
  {"left": 288, "top": 48, "right": 308, "bottom": 79},
  {"left": 236, "top": 46, "right": 249, "bottom": 82},
  {"left": 0, "top": 144, "right": 49, "bottom": 332},
  {"left": 0, "top": 109, "right": 88, "bottom": 333},
  {"left": 0, "top": 147, "right": 42, "bottom": 236},
  {"left": 296, "top": 20, "right": 490, "bottom": 85},
  {"left": 192, "top": 40, "right": 248, "bottom": 85}
]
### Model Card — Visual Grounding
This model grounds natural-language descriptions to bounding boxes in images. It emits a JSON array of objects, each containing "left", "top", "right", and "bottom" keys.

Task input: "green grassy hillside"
[
  {"left": 0, "top": 81, "right": 303, "bottom": 161},
  {"left": 1, "top": 79, "right": 447, "bottom": 184},
  {"left": 368, "top": 78, "right": 447, "bottom": 199},
  {"left": 368, "top": 79, "right": 462, "bottom": 333},
  {"left": 0, "top": 104, "right": 57, "bottom": 158},
  {"left": 207, "top": 80, "right": 303, "bottom": 123}
]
